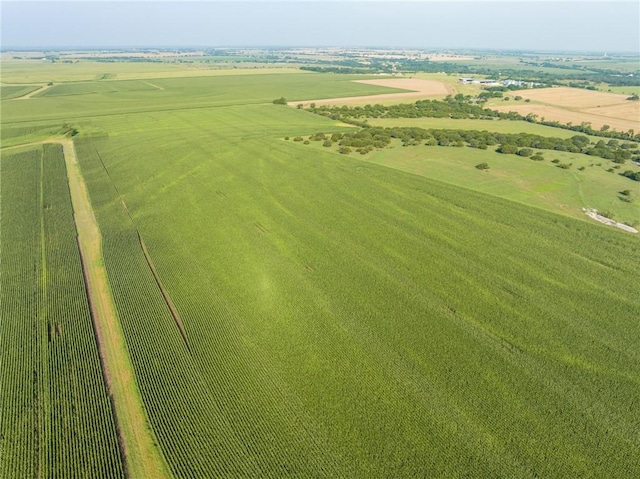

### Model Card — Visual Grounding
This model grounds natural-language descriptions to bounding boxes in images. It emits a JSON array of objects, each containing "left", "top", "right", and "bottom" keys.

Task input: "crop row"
[
  {"left": 75, "top": 137, "right": 349, "bottom": 477},
  {"left": 81, "top": 127, "right": 640, "bottom": 478},
  {"left": 0, "top": 145, "right": 124, "bottom": 478}
]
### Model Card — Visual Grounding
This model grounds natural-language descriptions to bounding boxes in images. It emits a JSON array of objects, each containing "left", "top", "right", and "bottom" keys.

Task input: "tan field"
[
  {"left": 494, "top": 87, "right": 639, "bottom": 133},
  {"left": 289, "top": 78, "right": 453, "bottom": 107},
  {"left": 517, "top": 87, "right": 630, "bottom": 108},
  {"left": 493, "top": 104, "right": 639, "bottom": 133}
]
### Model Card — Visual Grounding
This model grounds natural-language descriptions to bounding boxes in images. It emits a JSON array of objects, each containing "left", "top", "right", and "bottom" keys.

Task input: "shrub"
[
  {"left": 323, "top": 140, "right": 333, "bottom": 147},
  {"left": 517, "top": 148, "right": 534, "bottom": 157},
  {"left": 293, "top": 136, "right": 303, "bottom": 142},
  {"left": 475, "top": 162, "right": 489, "bottom": 170},
  {"left": 272, "top": 97, "right": 287, "bottom": 105},
  {"left": 338, "top": 146, "right": 351, "bottom": 154},
  {"left": 498, "top": 144, "right": 519, "bottom": 154}
]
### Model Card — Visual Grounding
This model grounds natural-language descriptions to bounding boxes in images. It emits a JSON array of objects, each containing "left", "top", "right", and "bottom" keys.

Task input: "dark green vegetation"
[
  {"left": 311, "top": 98, "right": 640, "bottom": 141},
  {"left": 0, "top": 145, "right": 124, "bottom": 478},
  {"left": 2, "top": 65, "right": 640, "bottom": 478},
  {"left": 304, "top": 125, "right": 640, "bottom": 165}
]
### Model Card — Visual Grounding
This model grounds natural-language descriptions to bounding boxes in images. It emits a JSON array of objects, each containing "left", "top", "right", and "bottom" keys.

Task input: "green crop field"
[
  {"left": 2, "top": 62, "right": 640, "bottom": 478},
  {"left": 0, "top": 84, "right": 40, "bottom": 99},
  {"left": 0, "top": 145, "right": 125, "bottom": 478}
]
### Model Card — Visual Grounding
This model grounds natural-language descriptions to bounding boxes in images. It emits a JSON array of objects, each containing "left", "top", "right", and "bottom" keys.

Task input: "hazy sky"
[{"left": 2, "top": 1, "right": 639, "bottom": 52}]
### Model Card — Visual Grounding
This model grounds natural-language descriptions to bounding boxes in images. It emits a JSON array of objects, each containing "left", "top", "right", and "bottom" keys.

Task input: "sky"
[{"left": 2, "top": 1, "right": 639, "bottom": 53}]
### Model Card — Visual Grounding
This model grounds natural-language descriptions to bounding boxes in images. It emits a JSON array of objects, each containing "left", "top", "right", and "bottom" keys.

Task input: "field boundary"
[
  {"left": 137, "top": 232, "right": 190, "bottom": 349},
  {"left": 33, "top": 138, "right": 171, "bottom": 479}
]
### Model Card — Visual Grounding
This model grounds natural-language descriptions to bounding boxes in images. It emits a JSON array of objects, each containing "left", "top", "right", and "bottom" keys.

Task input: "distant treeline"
[{"left": 299, "top": 58, "right": 640, "bottom": 88}]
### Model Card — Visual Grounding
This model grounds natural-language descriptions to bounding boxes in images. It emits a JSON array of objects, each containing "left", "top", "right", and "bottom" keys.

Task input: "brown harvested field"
[
  {"left": 517, "top": 87, "right": 630, "bottom": 108},
  {"left": 493, "top": 104, "right": 639, "bottom": 133},
  {"left": 494, "top": 87, "right": 640, "bottom": 133},
  {"left": 289, "top": 78, "right": 453, "bottom": 107},
  {"left": 583, "top": 102, "right": 640, "bottom": 121}
]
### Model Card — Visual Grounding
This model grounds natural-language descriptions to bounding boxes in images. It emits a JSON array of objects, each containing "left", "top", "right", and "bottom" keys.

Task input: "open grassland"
[
  {"left": 3, "top": 65, "right": 640, "bottom": 477},
  {"left": 367, "top": 116, "right": 602, "bottom": 138},
  {"left": 492, "top": 87, "right": 640, "bottom": 133},
  {"left": 343, "top": 140, "right": 639, "bottom": 225},
  {"left": 0, "top": 145, "right": 124, "bottom": 478}
]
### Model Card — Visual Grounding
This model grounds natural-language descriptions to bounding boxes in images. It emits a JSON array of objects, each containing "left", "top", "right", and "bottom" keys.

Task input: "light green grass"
[
  {"left": 0, "top": 73, "right": 408, "bottom": 124},
  {"left": 355, "top": 141, "right": 640, "bottom": 225},
  {"left": 3, "top": 63, "right": 640, "bottom": 478},
  {"left": 367, "top": 117, "right": 592, "bottom": 138},
  {"left": 0, "top": 84, "right": 40, "bottom": 99},
  {"left": 77, "top": 111, "right": 640, "bottom": 477}
]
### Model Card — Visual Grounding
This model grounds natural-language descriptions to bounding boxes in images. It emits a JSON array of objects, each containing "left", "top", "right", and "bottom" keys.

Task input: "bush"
[
  {"left": 338, "top": 146, "right": 351, "bottom": 154},
  {"left": 475, "top": 162, "right": 489, "bottom": 170},
  {"left": 531, "top": 153, "right": 544, "bottom": 161},
  {"left": 323, "top": 140, "right": 333, "bottom": 147},
  {"left": 498, "top": 144, "right": 519, "bottom": 154},
  {"left": 517, "top": 148, "right": 534, "bottom": 157},
  {"left": 621, "top": 170, "right": 640, "bottom": 181},
  {"left": 272, "top": 97, "right": 287, "bottom": 105},
  {"left": 551, "top": 159, "right": 560, "bottom": 164},
  {"left": 293, "top": 136, "right": 303, "bottom": 142}
]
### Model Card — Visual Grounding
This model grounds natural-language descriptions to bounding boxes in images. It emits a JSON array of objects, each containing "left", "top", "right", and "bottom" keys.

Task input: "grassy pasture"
[
  {"left": 367, "top": 116, "right": 600, "bottom": 138},
  {"left": 357, "top": 141, "right": 640, "bottom": 225}
]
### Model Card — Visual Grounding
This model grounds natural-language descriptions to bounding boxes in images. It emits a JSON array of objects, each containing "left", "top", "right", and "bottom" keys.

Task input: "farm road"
[
  {"left": 13, "top": 83, "right": 53, "bottom": 99},
  {"left": 60, "top": 138, "right": 171, "bottom": 479},
  {"left": 1, "top": 138, "right": 172, "bottom": 478}
]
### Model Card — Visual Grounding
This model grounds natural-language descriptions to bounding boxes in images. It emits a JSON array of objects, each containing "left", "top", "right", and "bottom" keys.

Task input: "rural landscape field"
[{"left": 2, "top": 2, "right": 640, "bottom": 478}]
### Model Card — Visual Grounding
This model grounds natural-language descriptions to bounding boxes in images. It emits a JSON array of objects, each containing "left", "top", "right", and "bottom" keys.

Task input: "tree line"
[
  {"left": 295, "top": 126, "right": 640, "bottom": 167},
  {"left": 307, "top": 97, "right": 640, "bottom": 142}
]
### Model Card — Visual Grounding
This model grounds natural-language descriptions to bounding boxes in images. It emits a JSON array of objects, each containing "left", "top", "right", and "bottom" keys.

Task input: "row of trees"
[
  {"left": 307, "top": 97, "right": 640, "bottom": 142},
  {"left": 301, "top": 126, "right": 640, "bottom": 164}
]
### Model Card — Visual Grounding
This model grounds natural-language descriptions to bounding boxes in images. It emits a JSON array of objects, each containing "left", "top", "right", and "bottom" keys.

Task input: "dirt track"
[{"left": 2, "top": 138, "right": 172, "bottom": 478}]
